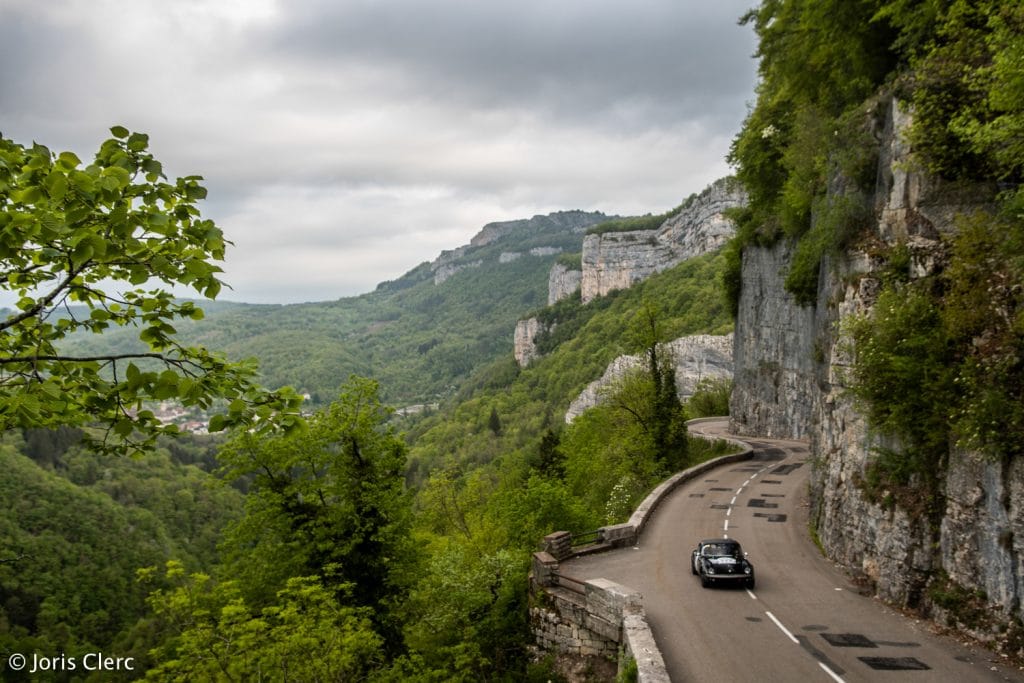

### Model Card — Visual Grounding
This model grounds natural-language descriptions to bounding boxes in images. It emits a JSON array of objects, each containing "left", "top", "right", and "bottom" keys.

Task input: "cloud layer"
[{"left": 0, "top": 0, "right": 757, "bottom": 303}]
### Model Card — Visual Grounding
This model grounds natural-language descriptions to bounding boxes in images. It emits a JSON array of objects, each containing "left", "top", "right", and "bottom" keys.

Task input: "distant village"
[
  {"left": 150, "top": 392, "right": 315, "bottom": 434},
  {"left": 151, "top": 401, "right": 210, "bottom": 435}
]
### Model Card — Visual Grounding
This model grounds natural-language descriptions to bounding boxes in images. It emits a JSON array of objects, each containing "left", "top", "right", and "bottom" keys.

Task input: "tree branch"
[{"left": 0, "top": 262, "right": 90, "bottom": 332}]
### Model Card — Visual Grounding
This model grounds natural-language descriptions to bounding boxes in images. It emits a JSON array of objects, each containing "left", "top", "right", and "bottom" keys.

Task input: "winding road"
[{"left": 562, "top": 420, "right": 1024, "bottom": 682}]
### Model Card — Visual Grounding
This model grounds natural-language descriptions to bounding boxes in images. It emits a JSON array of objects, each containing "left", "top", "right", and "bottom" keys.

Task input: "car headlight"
[
  {"left": 706, "top": 566, "right": 716, "bottom": 574},
  {"left": 744, "top": 566, "right": 752, "bottom": 574}
]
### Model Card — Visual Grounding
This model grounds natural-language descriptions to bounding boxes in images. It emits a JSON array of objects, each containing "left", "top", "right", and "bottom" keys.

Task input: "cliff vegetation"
[{"left": 727, "top": 0, "right": 1024, "bottom": 489}]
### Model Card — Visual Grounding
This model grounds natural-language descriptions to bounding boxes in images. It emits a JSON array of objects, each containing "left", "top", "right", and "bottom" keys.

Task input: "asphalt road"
[{"left": 562, "top": 420, "right": 1024, "bottom": 683}]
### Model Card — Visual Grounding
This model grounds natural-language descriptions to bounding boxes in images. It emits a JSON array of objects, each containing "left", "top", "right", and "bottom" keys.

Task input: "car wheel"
[
  {"left": 746, "top": 576, "right": 755, "bottom": 590},
  {"left": 691, "top": 560, "right": 697, "bottom": 575},
  {"left": 700, "top": 573, "right": 710, "bottom": 588}
]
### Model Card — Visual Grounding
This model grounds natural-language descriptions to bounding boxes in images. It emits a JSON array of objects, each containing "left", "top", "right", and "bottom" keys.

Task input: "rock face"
[
  {"left": 429, "top": 211, "right": 609, "bottom": 286},
  {"left": 514, "top": 317, "right": 545, "bottom": 368},
  {"left": 548, "top": 263, "right": 582, "bottom": 305},
  {"left": 566, "top": 334, "right": 733, "bottom": 423},
  {"left": 730, "top": 98, "right": 1024, "bottom": 633},
  {"left": 580, "top": 179, "right": 745, "bottom": 304},
  {"left": 728, "top": 242, "right": 816, "bottom": 440}
]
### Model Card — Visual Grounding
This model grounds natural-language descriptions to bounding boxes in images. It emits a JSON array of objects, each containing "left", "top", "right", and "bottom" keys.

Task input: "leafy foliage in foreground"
[{"left": 0, "top": 129, "right": 304, "bottom": 454}]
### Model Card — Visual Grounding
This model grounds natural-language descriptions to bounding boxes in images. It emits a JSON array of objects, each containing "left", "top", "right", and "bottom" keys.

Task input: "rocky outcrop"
[
  {"left": 514, "top": 317, "right": 545, "bottom": 368},
  {"left": 548, "top": 263, "right": 582, "bottom": 305},
  {"left": 430, "top": 211, "right": 606, "bottom": 286},
  {"left": 471, "top": 212, "right": 602, "bottom": 248},
  {"left": 432, "top": 258, "right": 483, "bottom": 285},
  {"left": 566, "top": 334, "right": 733, "bottom": 423},
  {"left": 730, "top": 98, "right": 1024, "bottom": 635},
  {"left": 728, "top": 242, "right": 816, "bottom": 440},
  {"left": 580, "top": 179, "right": 745, "bottom": 304}
]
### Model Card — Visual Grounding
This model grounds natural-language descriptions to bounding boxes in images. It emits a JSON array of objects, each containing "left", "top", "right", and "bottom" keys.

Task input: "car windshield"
[{"left": 703, "top": 543, "right": 741, "bottom": 557}]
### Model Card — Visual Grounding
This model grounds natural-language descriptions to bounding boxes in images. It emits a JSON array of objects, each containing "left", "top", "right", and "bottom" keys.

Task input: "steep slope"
[{"left": 60, "top": 211, "right": 612, "bottom": 405}]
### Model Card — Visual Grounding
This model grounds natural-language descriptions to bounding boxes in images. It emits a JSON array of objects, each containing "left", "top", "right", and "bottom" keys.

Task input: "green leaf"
[
  {"left": 110, "top": 125, "right": 130, "bottom": 139},
  {"left": 44, "top": 171, "right": 68, "bottom": 202},
  {"left": 114, "top": 418, "right": 135, "bottom": 437},
  {"left": 127, "top": 132, "right": 149, "bottom": 152},
  {"left": 56, "top": 151, "right": 81, "bottom": 170},
  {"left": 208, "top": 414, "right": 227, "bottom": 432}
]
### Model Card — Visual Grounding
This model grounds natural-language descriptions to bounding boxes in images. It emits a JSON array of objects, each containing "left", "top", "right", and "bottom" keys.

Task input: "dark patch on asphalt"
[
  {"left": 704, "top": 478, "right": 718, "bottom": 483},
  {"left": 711, "top": 504, "right": 730, "bottom": 510},
  {"left": 874, "top": 640, "right": 921, "bottom": 648},
  {"left": 821, "top": 633, "right": 877, "bottom": 648},
  {"left": 802, "top": 625, "right": 828, "bottom": 632},
  {"left": 859, "top": 656, "right": 930, "bottom": 671},
  {"left": 748, "top": 499, "right": 779, "bottom": 509},
  {"left": 796, "top": 635, "right": 846, "bottom": 677},
  {"left": 760, "top": 493, "right": 785, "bottom": 498},
  {"left": 746, "top": 616, "right": 763, "bottom": 623},
  {"left": 770, "top": 463, "right": 804, "bottom": 475},
  {"left": 731, "top": 465, "right": 763, "bottom": 472},
  {"left": 753, "top": 513, "right": 788, "bottom": 522},
  {"left": 710, "top": 487, "right": 732, "bottom": 491},
  {"left": 760, "top": 479, "right": 783, "bottom": 484},
  {"left": 689, "top": 493, "right": 705, "bottom": 498}
]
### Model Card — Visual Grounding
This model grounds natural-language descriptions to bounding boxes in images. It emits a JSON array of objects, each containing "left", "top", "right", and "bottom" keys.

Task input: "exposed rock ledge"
[
  {"left": 580, "top": 179, "right": 745, "bottom": 304},
  {"left": 565, "top": 334, "right": 733, "bottom": 423}
]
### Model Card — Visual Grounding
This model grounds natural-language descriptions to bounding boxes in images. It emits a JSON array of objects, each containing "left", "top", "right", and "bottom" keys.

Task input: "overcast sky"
[{"left": 1, "top": 0, "right": 758, "bottom": 304}]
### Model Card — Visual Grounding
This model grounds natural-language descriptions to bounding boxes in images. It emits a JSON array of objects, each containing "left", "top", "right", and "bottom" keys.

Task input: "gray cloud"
[{"left": 0, "top": 0, "right": 756, "bottom": 304}]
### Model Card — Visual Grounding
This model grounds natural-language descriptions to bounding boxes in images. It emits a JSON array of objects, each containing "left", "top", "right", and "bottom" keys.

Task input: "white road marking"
[
  {"left": 730, "top": 496, "right": 737, "bottom": 505},
  {"left": 726, "top": 507, "right": 732, "bottom": 517},
  {"left": 766, "top": 611, "right": 798, "bottom": 644},
  {"left": 819, "top": 662, "right": 846, "bottom": 683},
  {"left": 724, "top": 519, "right": 729, "bottom": 532},
  {"left": 746, "top": 589, "right": 757, "bottom": 600}
]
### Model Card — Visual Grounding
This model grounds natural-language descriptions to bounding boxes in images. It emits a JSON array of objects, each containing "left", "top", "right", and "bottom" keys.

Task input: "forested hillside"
[{"left": 58, "top": 211, "right": 611, "bottom": 407}]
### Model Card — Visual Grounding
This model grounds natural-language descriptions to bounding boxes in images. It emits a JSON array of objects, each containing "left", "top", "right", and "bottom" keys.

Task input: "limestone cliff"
[
  {"left": 429, "top": 211, "right": 609, "bottom": 285},
  {"left": 548, "top": 262, "right": 582, "bottom": 305},
  {"left": 566, "top": 334, "right": 733, "bottom": 423},
  {"left": 729, "top": 98, "right": 1024, "bottom": 640},
  {"left": 514, "top": 317, "right": 545, "bottom": 368},
  {"left": 580, "top": 179, "right": 745, "bottom": 304}
]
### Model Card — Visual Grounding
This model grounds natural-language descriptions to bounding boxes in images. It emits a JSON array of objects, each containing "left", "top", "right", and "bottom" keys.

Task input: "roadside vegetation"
[{"left": 725, "top": 0, "right": 1024, "bottom": 508}]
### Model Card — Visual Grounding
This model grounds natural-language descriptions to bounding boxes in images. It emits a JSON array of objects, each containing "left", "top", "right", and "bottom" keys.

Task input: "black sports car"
[{"left": 691, "top": 538, "right": 755, "bottom": 588}]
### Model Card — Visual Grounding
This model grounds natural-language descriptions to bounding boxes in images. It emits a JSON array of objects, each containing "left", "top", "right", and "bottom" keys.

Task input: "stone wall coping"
[{"left": 628, "top": 429, "right": 753, "bottom": 536}]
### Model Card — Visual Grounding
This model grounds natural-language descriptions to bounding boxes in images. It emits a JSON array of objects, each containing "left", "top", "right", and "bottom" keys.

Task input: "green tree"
[
  {"left": 143, "top": 562, "right": 383, "bottom": 682},
  {"left": 487, "top": 406, "right": 502, "bottom": 436},
  {"left": 0, "top": 128, "right": 303, "bottom": 454},
  {"left": 627, "top": 302, "right": 689, "bottom": 469},
  {"left": 217, "top": 377, "right": 414, "bottom": 651}
]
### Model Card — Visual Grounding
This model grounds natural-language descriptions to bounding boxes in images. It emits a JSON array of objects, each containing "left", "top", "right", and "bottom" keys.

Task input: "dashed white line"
[
  {"left": 818, "top": 662, "right": 846, "bottom": 683},
  {"left": 730, "top": 495, "right": 737, "bottom": 505},
  {"left": 765, "top": 611, "right": 798, "bottom": 644},
  {"left": 745, "top": 589, "right": 757, "bottom": 600},
  {"left": 724, "top": 519, "right": 729, "bottom": 532}
]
